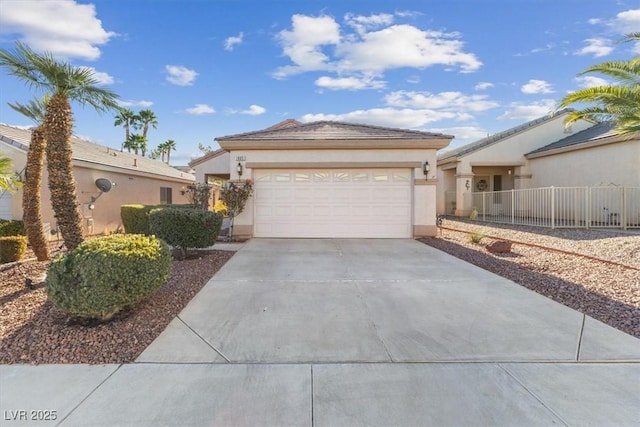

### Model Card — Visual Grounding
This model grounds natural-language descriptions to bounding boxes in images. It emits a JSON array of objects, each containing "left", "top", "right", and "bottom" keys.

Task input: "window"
[{"left": 160, "top": 187, "right": 172, "bottom": 204}]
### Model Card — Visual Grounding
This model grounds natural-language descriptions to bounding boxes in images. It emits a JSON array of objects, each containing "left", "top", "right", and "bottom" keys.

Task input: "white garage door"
[
  {"left": 0, "top": 192, "right": 12, "bottom": 219},
  {"left": 254, "top": 169, "right": 412, "bottom": 238}
]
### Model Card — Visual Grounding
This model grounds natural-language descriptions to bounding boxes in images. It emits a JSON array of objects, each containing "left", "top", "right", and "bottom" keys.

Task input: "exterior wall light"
[
  {"left": 423, "top": 161, "right": 430, "bottom": 176},
  {"left": 236, "top": 162, "right": 243, "bottom": 177}
]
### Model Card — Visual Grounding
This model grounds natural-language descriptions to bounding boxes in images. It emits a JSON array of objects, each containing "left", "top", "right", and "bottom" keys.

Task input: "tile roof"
[
  {"left": 438, "top": 109, "right": 573, "bottom": 162},
  {"left": 0, "top": 123, "right": 194, "bottom": 182},
  {"left": 525, "top": 122, "right": 619, "bottom": 156},
  {"left": 217, "top": 120, "right": 453, "bottom": 141}
]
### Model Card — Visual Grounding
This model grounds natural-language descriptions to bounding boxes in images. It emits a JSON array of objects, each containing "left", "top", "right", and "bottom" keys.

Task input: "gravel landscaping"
[
  {"left": 421, "top": 218, "right": 640, "bottom": 338},
  {"left": 1, "top": 221, "right": 638, "bottom": 365}
]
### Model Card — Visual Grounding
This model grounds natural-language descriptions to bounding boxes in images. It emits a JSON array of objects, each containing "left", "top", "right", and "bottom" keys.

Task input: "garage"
[{"left": 253, "top": 168, "right": 412, "bottom": 238}]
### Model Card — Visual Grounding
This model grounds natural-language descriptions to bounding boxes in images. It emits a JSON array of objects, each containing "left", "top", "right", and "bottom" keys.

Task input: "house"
[
  {"left": 0, "top": 123, "right": 195, "bottom": 237},
  {"left": 191, "top": 120, "right": 453, "bottom": 238},
  {"left": 525, "top": 122, "right": 640, "bottom": 188},
  {"left": 436, "top": 110, "right": 594, "bottom": 216}
]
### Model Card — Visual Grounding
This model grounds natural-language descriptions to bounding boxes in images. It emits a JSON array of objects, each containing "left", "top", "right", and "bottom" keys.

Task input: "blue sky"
[{"left": 0, "top": 0, "right": 638, "bottom": 166}]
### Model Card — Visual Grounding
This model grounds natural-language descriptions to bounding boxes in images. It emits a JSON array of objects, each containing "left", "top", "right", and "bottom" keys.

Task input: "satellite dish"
[{"left": 95, "top": 178, "right": 114, "bottom": 193}]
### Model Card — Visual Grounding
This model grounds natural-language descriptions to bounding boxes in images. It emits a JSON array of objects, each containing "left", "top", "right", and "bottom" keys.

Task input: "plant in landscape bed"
[
  {"left": 470, "top": 232, "right": 484, "bottom": 244},
  {"left": 219, "top": 179, "right": 253, "bottom": 240},
  {"left": 47, "top": 234, "right": 171, "bottom": 321},
  {"left": 148, "top": 207, "right": 223, "bottom": 259}
]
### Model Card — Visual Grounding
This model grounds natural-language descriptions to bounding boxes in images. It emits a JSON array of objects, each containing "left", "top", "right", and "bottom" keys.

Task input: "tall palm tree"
[
  {"left": 137, "top": 109, "right": 158, "bottom": 156},
  {"left": 163, "top": 139, "right": 176, "bottom": 164},
  {"left": 558, "top": 33, "right": 640, "bottom": 135},
  {"left": 0, "top": 41, "right": 119, "bottom": 251},
  {"left": 124, "top": 134, "right": 146, "bottom": 155},
  {"left": 114, "top": 108, "right": 138, "bottom": 151},
  {"left": 7, "top": 96, "right": 51, "bottom": 260}
]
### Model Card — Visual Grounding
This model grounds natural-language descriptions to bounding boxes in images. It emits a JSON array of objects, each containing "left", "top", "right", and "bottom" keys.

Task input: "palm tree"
[
  {"left": 558, "top": 33, "right": 640, "bottom": 135},
  {"left": 163, "top": 139, "right": 176, "bottom": 164},
  {"left": 114, "top": 108, "right": 138, "bottom": 151},
  {"left": 0, "top": 41, "right": 119, "bottom": 251},
  {"left": 137, "top": 109, "right": 158, "bottom": 156},
  {"left": 124, "top": 134, "right": 146, "bottom": 155},
  {"left": 7, "top": 96, "right": 51, "bottom": 260},
  {"left": 0, "top": 154, "right": 20, "bottom": 192}
]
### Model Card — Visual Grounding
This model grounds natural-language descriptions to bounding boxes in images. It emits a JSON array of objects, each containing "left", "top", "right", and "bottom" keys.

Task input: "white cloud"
[
  {"left": 384, "top": 90, "right": 499, "bottom": 112},
  {"left": 610, "top": 9, "right": 640, "bottom": 35},
  {"left": 186, "top": 104, "right": 215, "bottom": 115},
  {"left": 241, "top": 105, "right": 266, "bottom": 115},
  {"left": 588, "top": 18, "right": 601, "bottom": 25},
  {"left": 575, "top": 38, "right": 614, "bottom": 57},
  {"left": 165, "top": 65, "right": 198, "bottom": 86},
  {"left": 498, "top": 99, "right": 557, "bottom": 121},
  {"left": 406, "top": 75, "right": 421, "bottom": 84},
  {"left": 80, "top": 66, "right": 114, "bottom": 85},
  {"left": 575, "top": 75, "right": 609, "bottom": 88},
  {"left": 301, "top": 107, "right": 466, "bottom": 129},
  {"left": 273, "top": 14, "right": 482, "bottom": 81},
  {"left": 118, "top": 99, "right": 153, "bottom": 108},
  {"left": 224, "top": 32, "right": 244, "bottom": 51},
  {"left": 521, "top": 79, "right": 554, "bottom": 94},
  {"left": 474, "top": 82, "right": 494, "bottom": 90},
  {"left": 315, "top": 75, "right": 386, "bottom": 90},
  {"left": 0, "top": 0, "right": 115, "bottom": 60}
]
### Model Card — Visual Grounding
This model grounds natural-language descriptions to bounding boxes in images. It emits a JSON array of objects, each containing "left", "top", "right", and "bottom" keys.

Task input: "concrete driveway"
[{"left": 2, "top": 239, "right": 639, "bottom": 426}]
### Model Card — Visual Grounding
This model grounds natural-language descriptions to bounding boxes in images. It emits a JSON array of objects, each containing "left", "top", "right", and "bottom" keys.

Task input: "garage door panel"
[{"left": 254, "top": 169, "right": 412, "bottom": 238}]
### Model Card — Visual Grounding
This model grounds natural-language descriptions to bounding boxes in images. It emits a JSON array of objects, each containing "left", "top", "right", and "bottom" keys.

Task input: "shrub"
[
  {"left": 148, "top": 207, "right": 222, "bottom": 259},
  {"left": 470, "top": 232, "right": 484, "bottom": 244},
  {"left": 120, "top": 204, "right": 152, "bottom": 235},
  {"left": 47, "top": 234, "right": 171, "bottom": 321},
  {"left": 213, "top": 199, "right": 227, "bottom": 215},
  {"left": 0, "top": 235, "right": 27, "bottom": 263},
  {"left": 0, "top": 219, "right": 25, "bottom": 237}
]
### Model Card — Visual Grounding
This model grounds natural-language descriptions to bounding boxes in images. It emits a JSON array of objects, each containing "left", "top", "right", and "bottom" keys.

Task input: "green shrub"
[
  {"left": 470, "top": 232, "right": 484, "bottom": 244},
  {"left": 0, "top": 219, "right": 25, "bottom": 237},
  {"left": 148, "top": 207, "right": 222, "bottom": 259},
  {"left": 47, "top": 234, "right": 171, "bottom": 321},
  {"left": 120, "top": 204, "right": 153, "bottom": 235},
  {"left": 0, "top": 235, "right": 27, "bottom": 263}
]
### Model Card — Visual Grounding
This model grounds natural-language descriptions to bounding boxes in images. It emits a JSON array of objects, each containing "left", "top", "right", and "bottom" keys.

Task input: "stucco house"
[
  {"left": 190, "top": 120, "right": 453, "bottom": 238},
  {"left": 0, "top": 123, "right": 195, "bottom": 238},
  {"left": 436, "top": 110, "right": 595, "bottom": 216}
]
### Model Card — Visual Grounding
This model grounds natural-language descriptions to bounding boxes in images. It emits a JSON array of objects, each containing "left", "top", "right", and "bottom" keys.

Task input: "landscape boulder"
[{"left": 486, "top": 240, "right": 512, "bottom": 254}]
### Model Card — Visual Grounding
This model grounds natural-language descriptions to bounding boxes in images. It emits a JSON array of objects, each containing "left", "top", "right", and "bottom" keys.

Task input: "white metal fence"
[{"left": 465, "top": 186, "right": 640, "bottom": 229}]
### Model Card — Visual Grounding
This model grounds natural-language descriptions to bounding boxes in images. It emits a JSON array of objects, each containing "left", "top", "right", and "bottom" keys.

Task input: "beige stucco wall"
[
  {"left": 224, "top": 147, "right": 439, "bottom": 238},
  {"left": 528, "top": 139, "right": 640, "bottom": 187},
  {"left": 1, "top": 145, "right": 193, "bottom": 237},
  {"left": 193, "top": 151, "right": 230, "bottom": 183},
  {"left": 0, "top": 143, "right": 27, "bottom": 219}
]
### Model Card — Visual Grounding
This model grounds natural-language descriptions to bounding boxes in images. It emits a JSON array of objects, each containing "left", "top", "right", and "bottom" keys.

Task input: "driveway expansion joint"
[{"left": 177, "top": 315, "right": 230, "bottom": 363}]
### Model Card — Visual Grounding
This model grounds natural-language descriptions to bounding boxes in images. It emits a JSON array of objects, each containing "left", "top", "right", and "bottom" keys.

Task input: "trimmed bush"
[
  {"left": 0, "top": 235, "right": 27, "bottom": 263},
  {"left": 0, "top": 219, "right": 25, "bottom": 237},
  {"left": 121, "top": 204, "right": 199, "bottom": 235},
  {"left": 47, "top": 234, "right": 171, "bottom": 320},
  {"left": 148, "top": 207, "right": 222, "bottom": 259}
]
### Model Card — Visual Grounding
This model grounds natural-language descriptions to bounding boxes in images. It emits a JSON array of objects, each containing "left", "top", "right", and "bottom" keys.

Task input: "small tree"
[
  {"left": 181, "top": 183, "right": 213, "bottom": 210},
  {"left": 219, "top": 179, "right": 253, "bottom": 240}
]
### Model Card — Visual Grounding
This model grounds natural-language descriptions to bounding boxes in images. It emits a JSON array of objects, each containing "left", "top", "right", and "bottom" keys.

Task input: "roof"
[
  {"left": 525, "top": 122, "right": 620, "bottom": 156},
  {"left": 0, "top": 123, "right": 194, "bottom": 182},
  {"left": 217, "top": 120, "right": 453, "bottom": 142},
  {"left": 438, "top": 109, "right": 573, "bottom": 162},
  {"left": 188, "top": 148, "right": 227, "bottom": 168}
]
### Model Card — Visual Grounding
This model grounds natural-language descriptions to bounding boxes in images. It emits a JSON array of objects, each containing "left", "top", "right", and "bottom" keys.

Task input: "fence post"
[
  {"left": 551, "top": 186, "right": 555, "bottom": 229},
  {"left": 622, "top": 187, "right": 627, "bottom": 230},
  {"left": 482, "top": 191, "right": 486, "bottom": 221},
  {"left": 586, "top": 186, "right": 591, "bottom": 229},
  {"left": 511, "top": 189, "right": 515, "bottom": 224}
]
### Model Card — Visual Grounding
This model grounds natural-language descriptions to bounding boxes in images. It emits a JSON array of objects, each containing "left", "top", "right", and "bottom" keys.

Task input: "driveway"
[{"left": 2, "top": 239, "right": 639, "bottom": 426}]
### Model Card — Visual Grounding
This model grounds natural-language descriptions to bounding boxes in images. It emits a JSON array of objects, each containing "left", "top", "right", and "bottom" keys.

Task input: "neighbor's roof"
[
  {"left": 525, "top": 122, "right": 620, "bottom": 156},
  {"left": 438, "top": 109, "right": 573, "bottom": 162},
  {"left": 0, "top": 123, "right": 194, "bottom": 182},
  {"left": 188, "top": 148, "right": 227, "bottom": 168},
  {"left": 217, "top": 120, "right": 454, "bottom": 141}
]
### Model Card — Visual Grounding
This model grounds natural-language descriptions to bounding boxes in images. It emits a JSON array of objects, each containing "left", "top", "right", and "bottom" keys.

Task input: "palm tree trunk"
[
  {"left": 22, "top": 125, "right": 50, "bottom": 260},
  {"left": 44, "top": 93, "right": 84, "bottom": 251}
]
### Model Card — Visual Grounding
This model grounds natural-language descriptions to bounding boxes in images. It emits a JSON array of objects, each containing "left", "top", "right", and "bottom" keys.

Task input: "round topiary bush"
[{"left": 47, "top": 234, "right": 171, "bottom": 321}]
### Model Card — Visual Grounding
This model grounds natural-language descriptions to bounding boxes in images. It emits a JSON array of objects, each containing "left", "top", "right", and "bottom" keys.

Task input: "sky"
[{"left": 0, "top": 0, "right": 638, "bottom": 166}]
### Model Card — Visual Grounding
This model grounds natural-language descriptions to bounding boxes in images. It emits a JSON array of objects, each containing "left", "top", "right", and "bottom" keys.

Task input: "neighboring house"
[
  {"left": 525, "top": 122, "right": 640, "bottom": 188},
  {"left": 0, "top": 123, "right": 194, "bottom": 238},
  {"left": 191, "top": 120, "right": 453, "bottom": 238},
  {"left": 436, "top": 110, "right": 594, "bottom": 216}
]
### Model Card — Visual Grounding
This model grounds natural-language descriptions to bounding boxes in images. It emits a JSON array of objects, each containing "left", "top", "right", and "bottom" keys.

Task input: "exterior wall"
[
  {"left": 529, "top": 140, "right": 640, "bottom": 188},
  {"left": 193, "top": 151, "right": 229, "bottom": 182},
  {"left": 226, "top": 148, "right": 439, "bottom": 238}
]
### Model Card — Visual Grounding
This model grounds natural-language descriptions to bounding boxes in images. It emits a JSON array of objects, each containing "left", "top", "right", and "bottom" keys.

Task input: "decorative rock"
[{"left": 486, "top": 240, "right": 512, "bottom": 254}]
